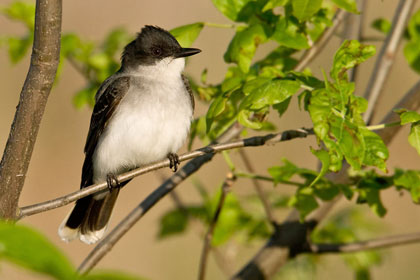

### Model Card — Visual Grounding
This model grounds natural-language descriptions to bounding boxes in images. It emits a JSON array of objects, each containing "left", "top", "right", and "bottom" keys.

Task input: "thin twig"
[
  {"left": 157, "top": 171, "right": 234, "bottom": 277},
  {"left": 18, "top": 128, "right": 313, "bottom": 219},
  {"left": 294, "top": 9, "right": 347, "bottom": 72},
  {"left": 309, "top": 231, "right": 420, "bottom": 254},
  {"left": 238, "top": 149, "right": 276, "bottom": 224},
  {"left": 363, "top": 0, "right": 415, "bottom": 124},
  {"left": 198, "top": 172, "right": 236, "bottom": 280}
]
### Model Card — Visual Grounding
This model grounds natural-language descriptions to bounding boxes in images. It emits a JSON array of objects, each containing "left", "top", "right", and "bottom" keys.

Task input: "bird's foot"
[
  {"left": 167, "top": 153, "right": 180, "bottom": 172},
  {"left": 106, "top": 173, "right": 121, "bottom": 192}
]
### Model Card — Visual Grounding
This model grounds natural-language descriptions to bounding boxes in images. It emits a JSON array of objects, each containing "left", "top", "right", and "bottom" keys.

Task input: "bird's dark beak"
[{"left": 175, "top": 48, "right": 201, "bottom": 58}]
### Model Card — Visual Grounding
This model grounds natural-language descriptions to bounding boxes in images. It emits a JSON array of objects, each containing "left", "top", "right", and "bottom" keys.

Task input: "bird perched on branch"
[{"left": 58, "top": 25, "right": 201, "bottom": 244}]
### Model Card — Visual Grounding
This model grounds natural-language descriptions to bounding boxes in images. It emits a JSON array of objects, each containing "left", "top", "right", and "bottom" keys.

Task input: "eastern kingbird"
[{"left": 58, "top": 25, "right": 201, "bottom": 244}]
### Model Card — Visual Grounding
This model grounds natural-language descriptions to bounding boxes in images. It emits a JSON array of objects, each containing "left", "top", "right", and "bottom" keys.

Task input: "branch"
[
  {"left": 0, "top": 0, "right": 62, "bottom": 219},
  {"left": 294, "top": 9, "right": 347, "bottom": 72},
  {"left": 308, "top": 231, "right": 420, "bottom": 254},
  {"left": 363, "top": 0, "right": 415, "bottom": 124},
  {"left": 198, "top": 172, "right": 236, "bottom": 280},
  {"left": 19, "top": 128, "right": 313, "bottom": 219},
  {"left": 238, "top": 149, "right": 276, "bottom": 224},
  {"left": 233, "top": 11, "right": 420, "bottom": 277},
  {"left": 76, "top": 123, "right": 244, "bottom": 273}
]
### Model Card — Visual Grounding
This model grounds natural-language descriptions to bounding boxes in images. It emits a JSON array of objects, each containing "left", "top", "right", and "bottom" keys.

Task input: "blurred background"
[{"left": 1, "top": 0, "right": 420, "bottom": 279}]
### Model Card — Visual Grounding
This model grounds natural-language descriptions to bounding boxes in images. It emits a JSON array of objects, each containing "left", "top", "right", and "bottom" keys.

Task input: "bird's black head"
[{"left": 121, "top": 25, "right": 201, "bottom": 69}]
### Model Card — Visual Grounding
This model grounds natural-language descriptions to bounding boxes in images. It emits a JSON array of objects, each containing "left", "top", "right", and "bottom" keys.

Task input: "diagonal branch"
[
  {"left": 0, "top": 0, "right": 62, "bottom": 219},
  {"left": 294, "top": 9, "right": 347, "bottom": 72},
  {"left": 198, "top": 172, "right": 236, "bottom": 280},
  {"left": 308, "top": 231, "right": 420, "bottom": 254},
  {"left": 77, "top": 123, "right": 243, "bottom": 273},
  {"left": 363, "top": 0, "right": 415, "bottom": 124},
  {"left": 18, "top": 128, "right": 313, "bottom": 219}
]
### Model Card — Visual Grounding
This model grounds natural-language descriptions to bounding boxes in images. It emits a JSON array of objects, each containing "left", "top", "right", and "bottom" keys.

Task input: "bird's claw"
[
  {"left": 167, "top": 153, "right": 180, "bottom": 172},
  {"left": 106, "top": 173, "right": 120, "bottom": 192}
]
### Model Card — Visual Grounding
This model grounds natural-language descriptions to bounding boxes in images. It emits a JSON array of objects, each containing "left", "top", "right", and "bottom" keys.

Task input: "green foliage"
[
  {"left": 170, "top": 22, "right": 204, "bottom": 47},
  {"left": 306, "top": 40, "right": 389, "bottom": 173},
  {"left": 4, "top": 0, "right": 420, "bottom": 278},
  {"left": 0, "top": 221, "right": 144, "bottom": 280},
  {"left": 371, "top": 18, "right": 391, "bottom": 34},
  {"left": 292, "top": 0, "right": 322, "bottom": 21},
  {"left": 0, "top": 1, "right": 34, "bottom": 63},
  {"left": 159, "top": 180, "right": 271, "bottom": 245},
  {"left": 0, "top": 221, "right": 75, "bottom": 279},
  {"left": 331, "top": 0, "right": 359, "bottom": 13},
  {"left": 404, "top": 9, "right": 420, "bottom": 73},
  {"left": 395, "top": 109, "right": 420, "bottom": 155}
]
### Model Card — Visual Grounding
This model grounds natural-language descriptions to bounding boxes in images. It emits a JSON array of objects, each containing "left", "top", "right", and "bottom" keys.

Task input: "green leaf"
[
  {"left": 170, "top": 22, "right": 204, "bottom": 48},
  {"left": 371, "top": 18, "right": 391, "bottom": 34},
  {"left": 292, "top": 0, "right": 322, "bottom": 21},
  {"left": 272, "top": 17, "right": 309, "bottom": 50},
  {"left": 211, "top": 0, "right": 253, "bottom": 21},
  {"left": 237, "top": 110, "right": 263, "bottom": 129},
  {"left": 73, "top": 85, "right": 97, "bottom": 109},
  {"left": 1, "top": 1, "right": 35, "bottom": 30},
  {"left": 102, "top": 28, "right": 132, "bottom": 56},
  {"left": 7, "top": 36, "right": 32, "bottom": 63},
  {"left": 408, "top": 122, "right": 420, "bottom": 155},
  {"left": 394, "top": 170, "right": 420, "bottom": 203},
  {"left": 263, "top": 0, "right": 289, "bottom": 12},
  {"left": 309, "top": 148, "right": 330, "bottom": 187},
  {"left": 211, "top": 192, "right": 251, "bottom": 246},
  {"left": 404, "top": 10, "right": 420, "bottom": 73},
  {"left": 359, "top": 128, "right": 388, "bottom": 172},
  {"left": 0, "top": 221, "right": 75, "bottom": 279},
  {"left": 224, "top": 24, "right": 268, "bottom": 73},
  {"left": 357, "top": 188, "right": 387, "bottom": 217},
  {"left": 399, "top": 110, "right": 420, "bottom": 125},
  {"left": 158, "top": 209, "right": 189, "bottom": 238},
  {"left": 240, "top": 79, "right": 301, "bottom": 111},
  {"left": 288, "top": 192, "right": 319, "bottom": 219},
  {"left": 332, "top": 0, "right": 359, "bottom": 13},
  {"left": 206, "top": 95, "right": 228, "bottom": 132},
  {"left": 331, "top": 40, "right": 376, "bottom": 81},
  {"left": 273, "top": 97, "right": 291, "bottom": 117}
]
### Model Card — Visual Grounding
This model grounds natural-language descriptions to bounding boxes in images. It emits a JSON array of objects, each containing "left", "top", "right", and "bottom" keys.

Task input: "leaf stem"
[
  {"left": 203, "top": 22, "right": 236, "bottom": 29},
  {"left": 366, "top": 121, "right": 401, "bottom": 131},
  {"left": 235, "top": 171, "right": 302, "bottom": 187}
]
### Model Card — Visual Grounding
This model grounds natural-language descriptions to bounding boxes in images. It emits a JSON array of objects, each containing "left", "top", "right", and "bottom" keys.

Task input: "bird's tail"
[{"left": 58, "top": 188, "right": 120, "bottom": 244}]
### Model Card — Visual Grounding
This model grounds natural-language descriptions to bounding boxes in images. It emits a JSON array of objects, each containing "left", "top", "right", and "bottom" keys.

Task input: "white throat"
[{"left": 132, "top": 57, "right": 185, "bottom": 80}]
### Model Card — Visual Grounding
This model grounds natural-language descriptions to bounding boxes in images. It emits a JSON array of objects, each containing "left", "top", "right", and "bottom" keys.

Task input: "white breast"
[{"left": 92, "top": 58, "right": 193, "bottom": 182}]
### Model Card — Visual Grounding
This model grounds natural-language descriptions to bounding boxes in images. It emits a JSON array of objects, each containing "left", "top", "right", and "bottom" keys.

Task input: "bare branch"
[
  {"left": 294, "top": 9, "right": 347, "bottom": 72},
  {"left": 0, "top": 0, "right": 62, "bottom": 219},
  {"left": 198, "top": 172, "right": 236, "bottom": 280},
  {"left": 309, "top": 231, "right": 420, "bottom": 254},
  {"left": 19, "top": 128, "right": 313, "bottom": 219},
  {"left": 363, "top": 0, "right": 415, "bottom": 124}
]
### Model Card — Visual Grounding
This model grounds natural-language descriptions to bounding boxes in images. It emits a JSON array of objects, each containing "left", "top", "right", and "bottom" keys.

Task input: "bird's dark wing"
[
  {"left": 80, "top": 76, "right": 130, "bottom": 189},
  {"left": 182, "top": 74, "right": 194, "bottom": 112}
]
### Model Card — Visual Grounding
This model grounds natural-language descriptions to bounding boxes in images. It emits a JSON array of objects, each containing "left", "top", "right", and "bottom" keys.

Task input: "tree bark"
[{"left": 0, "top": 0, "right": 62, "bottom": 219}]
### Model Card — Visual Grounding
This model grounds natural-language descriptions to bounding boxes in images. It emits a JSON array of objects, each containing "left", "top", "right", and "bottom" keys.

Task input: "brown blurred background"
[{"left": 1, "top": 0, "right": 420, "bottom": 279}]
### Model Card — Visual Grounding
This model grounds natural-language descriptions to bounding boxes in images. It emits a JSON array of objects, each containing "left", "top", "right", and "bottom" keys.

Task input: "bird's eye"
[{"left": 152, "top": 47, "right": 162, "bottom": 56}]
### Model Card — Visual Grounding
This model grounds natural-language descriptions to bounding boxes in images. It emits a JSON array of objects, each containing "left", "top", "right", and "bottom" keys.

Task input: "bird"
[{"left": 58, "top": 25, "right": 201, "bottom": 244}]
